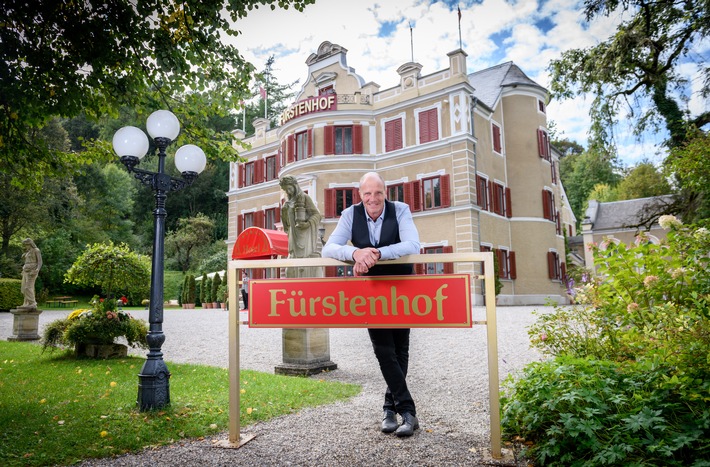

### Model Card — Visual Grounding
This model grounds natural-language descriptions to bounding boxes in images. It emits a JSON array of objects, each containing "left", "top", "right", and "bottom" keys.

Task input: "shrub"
[
  {"left": 503, "top": 217, "right": 710, "bottom": 465},
  {"left": 200, "top": 273, "right": 208, "bottom": 304},
  {"left": 0, "top": 278, "right": 23, "bottom": 311},
  {"left": 42, "top": 302, "right": 148, "bottom": 352},
  {"left": 211, "top": 272, "right": 222, "bottom": 303}
]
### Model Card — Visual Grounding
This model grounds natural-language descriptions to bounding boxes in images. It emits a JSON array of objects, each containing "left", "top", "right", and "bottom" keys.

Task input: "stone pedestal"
[
  {"left": 8, "top": 308, "right": 43, "bottom": 341},
  {"left": 275, "top": 328, "right": 338, "bottom": 376}
]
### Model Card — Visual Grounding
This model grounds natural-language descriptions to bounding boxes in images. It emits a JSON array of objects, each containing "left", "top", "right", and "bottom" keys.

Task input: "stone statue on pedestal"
[
  {"left": 9, "top": 238, "right": 43, "bottom": 341},
  {"left": 20, "top": 238, "right": 42, "bottom": 310},
  {"left": 275, "top": 176, "right": 336, "bottom": 375}
]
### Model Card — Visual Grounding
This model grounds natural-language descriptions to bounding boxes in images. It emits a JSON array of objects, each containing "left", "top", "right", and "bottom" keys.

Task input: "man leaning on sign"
[{"left": 322, "top": 171, "right": 421, "bottom": 437}]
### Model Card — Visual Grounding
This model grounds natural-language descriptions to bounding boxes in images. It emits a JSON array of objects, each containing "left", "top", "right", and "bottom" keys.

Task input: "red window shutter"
[
  {"left": 237, "top": 214, "right": 244, "bottom": 235},
  {"left": 352, "top": 124, "right": 363, "bottom": 154},
  {"left": 325, "top": 266, "right": 337, "bottom": 277},
  {"left": 537, "top": 129, "right": 545, "bottom": 158},
  {"left": 324, "top": 125, "right": 335, "bottom": 155},
  {"left": 254, "top": 210, "right": 265, "bottom": 228},
  {"left": 415, "top": 263, "right": 425, "bottom": 275},
  {"left": 307, "top": 128, "right": 313, "bottom": 158},
  {"left": 238, "top": 164, "right": 245, "bottom": 188},
  {"left": 404, "top": 180, "right": 422, "bottom": 212},
  {"left": 324, "top": 188, "right": 336, "bottom": 218},
  {"left": 492, "top": 124, "right": 501, "bottom": 153},
  {"left": 542, "top": 190, "right": 551, "bottom": 220},
  {"left": 509, "top": 251, "right": 517, "bottom": 279},
  {"left": 280, "top": 141, "right": 286, "bottom": 167},
  {"left": 547, "top": 251, "right": 556, "bottom": 279},
  {"left": 353, "top": 188, "right": 361, "bottom": 204},
  {"left": 505, "top": 187, "right": 512, "bottom": 218},
  {"left": 386, "top": 119, "right": 402, "bottom": 152},
  {"left": 443, "top": 245, "right": 454, "bottom": 273},
  {"left": 419, "top": 110, "right": 429, "bottom": 143},
  {"left": 561, "top": 262, "right": 567, "bottom": 281},
  {"left": 429, "top": 109, "right": 439, "bottom": 141},
  {"left": 256, "top": 159, "right": 264, "bottom": 184},
  {"left": 556, "top": 216, "right": 561, "bottom": 234},
  {"left": 287, "top": 134, "right": 295, "bottom": 163},
  {"left": 275, "top": 205, "right": 281, "bottom": 223},
  {"left": 440, "top": 174, "right": 451, "bottom": 208}
]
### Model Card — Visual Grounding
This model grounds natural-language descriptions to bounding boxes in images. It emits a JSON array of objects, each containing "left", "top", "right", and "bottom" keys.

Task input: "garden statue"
[
  {"left": 279, "top": 175, "right": 322, "bottom": 267},
  {"left": 275, "top": 176, "right": 336, "bottom": 375},
  {"left": 20, "top": 238, "right": 42, "bottom": 310},
  {"left": 8, "top": 238, "right": 43, "bottom": 341}
]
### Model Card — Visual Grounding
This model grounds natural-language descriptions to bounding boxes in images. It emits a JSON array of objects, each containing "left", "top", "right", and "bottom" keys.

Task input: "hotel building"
[{"left": 227, "top": 41, "right": 574, "bottom": 305}]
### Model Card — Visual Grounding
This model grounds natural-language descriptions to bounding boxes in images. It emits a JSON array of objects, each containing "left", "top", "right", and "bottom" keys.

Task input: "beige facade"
[{"left": 227, "top": 41, "right": 574, "bottom": 305}]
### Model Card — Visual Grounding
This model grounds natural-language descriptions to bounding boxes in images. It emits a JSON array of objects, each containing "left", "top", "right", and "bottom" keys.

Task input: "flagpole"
[
  {"left": 409, "top": 22, "right": 414, "bottom": 62},
  {"left": 458, "top": 6, "right": 462, "bottom": 49}
]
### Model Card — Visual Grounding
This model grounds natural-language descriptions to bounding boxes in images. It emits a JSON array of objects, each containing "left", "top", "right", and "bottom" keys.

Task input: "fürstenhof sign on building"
[{"left": 248, "top": 274, "right": 471, "bottom": 328}]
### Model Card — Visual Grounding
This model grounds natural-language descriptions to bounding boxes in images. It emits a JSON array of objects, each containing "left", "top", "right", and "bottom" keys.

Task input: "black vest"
[{"left": 352, "top": 200, "right": 414, "bottom": 276}]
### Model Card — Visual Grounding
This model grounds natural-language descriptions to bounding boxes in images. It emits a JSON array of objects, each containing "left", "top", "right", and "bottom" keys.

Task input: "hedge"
[{"left": 0, "top": 279, "right": 23, "bottom": 311}]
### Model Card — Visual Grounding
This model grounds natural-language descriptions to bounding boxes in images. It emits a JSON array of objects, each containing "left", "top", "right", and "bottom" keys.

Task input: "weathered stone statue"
[
  {"left": 275, "top": 176, "right": 336, "bottom": 375},
  {"left": 279, "top": 175, "right": 322, "bottom": 264},
  {"left": 20, "top": 238, "right": 42, "bottom": 310},
  {"left": 9, "top": 238, "right": 43, "bottom": 341}
]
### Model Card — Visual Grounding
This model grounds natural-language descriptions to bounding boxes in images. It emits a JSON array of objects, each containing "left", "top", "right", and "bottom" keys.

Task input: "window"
[
  {"left": 245, "top": 162, "right": 255, "bottom": 186},
  {"left": 387, "top": 183, "right": 404, "bottom": 202},
  {"left": 264, "top": 207, "right": 280, "bottom": 230},
  {"left": 415, "top": 246, "right": 454, "bottom": 275},
  {"left": 489, "top": 182, "right": 512, "bottom": 217},
  {"left": 480, "top": 246, "right": 516, "bottom": 280},
  {"left": 319, "top": 85, "right": 334, "bottom": 95},
  {"left": 295, "top": 131, "right": 309, "bottom": 161},
  {"left": 385, "top": 118, "right": 403, "bottom": 152},
  {"left": 476, "top": 175, "right": 489, "bottom": 210},
  {"left": 265, "top": 155, "right": 278, "bottom": 181},
  {"left": 547, "top": 251, "right": 563, "bottom": 281},
  {"left": 542, "top": 189, "right": 556, "bottom": 221},
  {"left": 324, "top": 187, "right": 361, "bottom": 218},
  {"left": 538, "top": 99, "right": 546, "bottom": 113},
  {"left": 237, "top": 212, "right": 255, "bottom": 235},
  {"left": 492, "top": 123, "right": 502, "bottom": 153},
  {"left": 324, "top": 125, "right": 362, "bottom": 155},
  {"left": 537, "top": 129, "right": 551, "bottom": 161},
  {"left": 404, "top": 174, "right": 450, "bottom": 212},
  {"left": 325, "top": 265, "right": 353, "bottom": 277},
  {"left": 335, "top": 126, "right": 352, "bottom": 154},
  {"left": 418, "top": 108, "right": 439, "bottom": 144}
]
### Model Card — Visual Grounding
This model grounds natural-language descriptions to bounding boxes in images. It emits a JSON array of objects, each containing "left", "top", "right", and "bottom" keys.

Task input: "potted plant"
[
  {"left": 200, "top": 273, "right": 209, "bottom": 308},
  {"left": 42, "top": 242, "right": 150, "bottom": 358},
  {"left": 217, "top": 282, "right": 228, "bottom": 309},
  {"left": 185, "top": 275, "right": 197, "bottom": 309}
]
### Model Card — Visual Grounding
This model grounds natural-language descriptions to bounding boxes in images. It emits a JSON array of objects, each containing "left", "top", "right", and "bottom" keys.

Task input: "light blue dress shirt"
[{"left": 322, "top": 201, "right": 420, "bottom": 261}]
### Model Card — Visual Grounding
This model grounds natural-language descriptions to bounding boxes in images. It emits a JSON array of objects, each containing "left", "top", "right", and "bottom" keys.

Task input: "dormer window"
[{"left": 319, "top": 85, "right": 334, "bottom": 96}]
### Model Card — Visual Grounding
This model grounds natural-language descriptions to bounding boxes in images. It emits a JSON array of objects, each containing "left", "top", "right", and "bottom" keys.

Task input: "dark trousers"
[
  {"left": 241, "top": 289, "right": 248, "bottom": 309},
  {"left": 367, "top": 328, "right": 415, "bottom": 416}
]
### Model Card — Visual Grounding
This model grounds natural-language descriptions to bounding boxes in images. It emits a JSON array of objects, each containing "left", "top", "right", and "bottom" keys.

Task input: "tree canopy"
[
  {"left": 1, "top": 0, "right": 314, "bottom": 187},
  {"left": 549, "top": 0, "right": 709, "bottom": 149}
]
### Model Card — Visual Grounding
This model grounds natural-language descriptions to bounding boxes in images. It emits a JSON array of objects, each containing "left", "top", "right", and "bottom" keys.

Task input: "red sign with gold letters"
[{"left": 248, "top": 274, "right": 471, "bottom": 328}]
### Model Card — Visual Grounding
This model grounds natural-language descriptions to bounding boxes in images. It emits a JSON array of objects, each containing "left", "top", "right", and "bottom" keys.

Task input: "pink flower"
[
  {"left": 644, "top": 276, "right": 659, "bottom": 287},
  {"left": 627, "top": 303, "right": 639, "bottom": 313},
  {"left": 540, "top": 332, "right": 548, "bottom": 342}
]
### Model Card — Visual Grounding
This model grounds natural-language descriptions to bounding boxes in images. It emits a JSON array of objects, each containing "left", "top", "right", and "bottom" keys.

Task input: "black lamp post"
[{"left": 112, "top": 110, "right": 206, "bottom": 411}]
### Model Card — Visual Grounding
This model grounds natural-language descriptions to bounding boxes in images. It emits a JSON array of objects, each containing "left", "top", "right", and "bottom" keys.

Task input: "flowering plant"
[{"left": 42, "top": 295, "right": 148, "bottom": 352}]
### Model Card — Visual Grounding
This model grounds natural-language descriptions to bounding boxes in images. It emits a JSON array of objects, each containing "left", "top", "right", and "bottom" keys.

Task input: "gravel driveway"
[{"left": 1, "top": 305, "right": 545, "bottom": 466}]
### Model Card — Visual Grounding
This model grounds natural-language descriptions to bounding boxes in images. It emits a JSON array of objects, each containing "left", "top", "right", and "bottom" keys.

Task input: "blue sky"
[{"left": 231, "top": 0, "right": 708, "bottom": 167}]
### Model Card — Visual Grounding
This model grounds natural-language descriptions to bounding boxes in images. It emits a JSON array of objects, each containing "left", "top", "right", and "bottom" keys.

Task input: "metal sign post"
[{"left": 222, "top": 253, "right": 501, "bottom": 459}]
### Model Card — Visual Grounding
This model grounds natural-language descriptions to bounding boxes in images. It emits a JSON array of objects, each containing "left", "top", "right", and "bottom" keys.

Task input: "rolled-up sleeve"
[{"left": 322, "top": 207, "right": 358, "bottom": 261}]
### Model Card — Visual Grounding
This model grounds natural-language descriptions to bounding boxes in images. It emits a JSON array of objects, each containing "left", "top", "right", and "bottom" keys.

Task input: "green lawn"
[{"left": 0, "top": 341, "right": 360, "bottom": 466}]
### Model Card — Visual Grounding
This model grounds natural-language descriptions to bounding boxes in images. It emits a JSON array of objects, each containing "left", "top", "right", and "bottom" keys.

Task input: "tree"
[
  {"left": 559, "top": 148, "right": 622, "bottom": 225},
  {"left": 549, "top": 0, "right": 709, "bottom": 149},
  {"left": 616, "top": 162, "right": 671, "bottom": 200},
  {"left": 664, "top": 130, "right": 710, "bottom": 220},
  {"left": 64, "top": 242, "right": 150, "bottom": 300},
  {"left": 1, "top": 0, "right": 315, "bottom": 187},
  {"left": 164, "top": 214, "right": 215, "bottom": 272},
  {"left": 211, "top": 272, "right": 222, "bottom": 304}
]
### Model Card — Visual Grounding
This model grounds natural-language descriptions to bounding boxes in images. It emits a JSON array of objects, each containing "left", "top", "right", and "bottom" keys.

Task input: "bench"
[{"left": 61, "top": 300, "right": 79, "bottom": 308}]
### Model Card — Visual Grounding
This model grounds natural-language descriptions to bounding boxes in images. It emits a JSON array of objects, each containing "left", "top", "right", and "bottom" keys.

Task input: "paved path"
[{"left": 1, "top": 306, "right": 546, "bottom": 466}]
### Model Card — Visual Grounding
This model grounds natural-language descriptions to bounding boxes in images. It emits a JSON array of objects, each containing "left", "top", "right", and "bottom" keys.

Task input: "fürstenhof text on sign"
[{"left": 248, "top": 274, "right": 471, "bottom": 328}]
